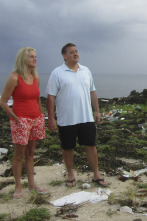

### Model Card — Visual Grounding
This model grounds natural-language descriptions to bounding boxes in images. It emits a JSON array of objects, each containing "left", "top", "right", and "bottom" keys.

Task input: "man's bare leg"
[
  {"left": 62, "top": 149, "right": 76, "bottom": 186},
  {"left": 85, "top": 146, "right": 107, "bottom": 186}
]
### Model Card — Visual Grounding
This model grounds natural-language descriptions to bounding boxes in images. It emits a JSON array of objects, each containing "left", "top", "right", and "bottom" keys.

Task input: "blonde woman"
[{"left": 0, "top": 47, "right": 47, "bottom": 199}]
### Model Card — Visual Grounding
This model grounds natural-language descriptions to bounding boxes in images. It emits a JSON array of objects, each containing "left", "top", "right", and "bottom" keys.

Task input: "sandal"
[
  {"left": 28, "top": 187, "right": 48, "bottom": 194},
  {"left": 92, "top": 178, "right": 108, "bottom": 187},
  {"left": 66, "top": 179, "right": 76, "bottom": 187},
  {"left": 13, "top": 192, "right": 22, "bottom": 200}
]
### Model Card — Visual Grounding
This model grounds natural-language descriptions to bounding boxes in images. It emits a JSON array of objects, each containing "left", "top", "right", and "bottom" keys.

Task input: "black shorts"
[{"left": 58, "top": 122, "right": 96, "bottom": 150}]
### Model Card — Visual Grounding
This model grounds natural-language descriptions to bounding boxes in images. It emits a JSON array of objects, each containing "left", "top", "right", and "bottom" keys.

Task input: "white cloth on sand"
[{"left": 50, "top": 188, "right": 111, "bottom": 207}]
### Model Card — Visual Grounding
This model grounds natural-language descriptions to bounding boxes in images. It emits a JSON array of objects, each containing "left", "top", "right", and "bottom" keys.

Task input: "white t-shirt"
[{"left": 46, "top": 63, "right": 96, "bottom": 126}]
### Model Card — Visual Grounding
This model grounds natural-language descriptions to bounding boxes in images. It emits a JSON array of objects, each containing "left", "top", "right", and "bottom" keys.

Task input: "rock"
[{"left": 132, "top": 219, "right": 142, "bottom": 221}]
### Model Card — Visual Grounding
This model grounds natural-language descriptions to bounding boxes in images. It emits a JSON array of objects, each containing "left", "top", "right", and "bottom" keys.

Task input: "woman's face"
[{"left": 27, "top": 50, "right": 37, "bottom": 68}]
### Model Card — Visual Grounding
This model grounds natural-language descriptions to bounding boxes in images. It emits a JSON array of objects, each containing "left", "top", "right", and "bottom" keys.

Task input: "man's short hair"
[{"left": 61, "top": 43, "right": 76, "bottom": 55}]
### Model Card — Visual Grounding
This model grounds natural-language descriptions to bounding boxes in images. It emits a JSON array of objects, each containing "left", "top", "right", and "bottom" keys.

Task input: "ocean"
[
  {"left": 39, "top": 73, "right": 147, "bottom": 98},
  {"left": 0, "top": 73, "right": 147, "bottom": 99}
]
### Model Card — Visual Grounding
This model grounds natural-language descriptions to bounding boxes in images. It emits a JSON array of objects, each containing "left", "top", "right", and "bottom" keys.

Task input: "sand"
[{"left": 0, "top": 163, "right": 147, "bottom": 221}]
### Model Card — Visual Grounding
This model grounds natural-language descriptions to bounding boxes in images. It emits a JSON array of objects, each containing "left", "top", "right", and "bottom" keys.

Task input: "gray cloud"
[{"left": 0, "top": 0, "right": 147, "bottom": 75}]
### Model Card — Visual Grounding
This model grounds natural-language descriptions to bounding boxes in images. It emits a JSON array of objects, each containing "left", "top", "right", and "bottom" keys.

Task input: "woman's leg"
[
  {"left": 25, "top": 140, "right": 37, "bottom": 189},
  {"left": 12, "top": 144, "right": 26, "bottom": 195},
  {"left": 25, "top": 140, "right": 48, "bottom": 193}
]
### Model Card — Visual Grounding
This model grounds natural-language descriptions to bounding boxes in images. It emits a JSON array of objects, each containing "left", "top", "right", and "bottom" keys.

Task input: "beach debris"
[
  {"left": 101, "top": 108, "right": 128, "bottom": 121},
  {"left": 108, "top": 116, "right": 119, "bottom": 122},
  {"left": 119, "top": 206, "right": 134, "bottom": 214},
  {"left": 141, "top": 127, "right": 146, "bottom": 134},
  {"left": 138, "top": 123, "right": 147, "bottom": 128},
  {"left": 0, "top": 148, "right": 8, "bottom": 158},
  {"left": 124, "top": 168, "right": 147, "bottom": 177},
  {"left": 101, "top": 99, "right": 109, "bottom": 102},
  {"left": 56, "top": 203, "right": 78, "bottom": 220},
  {"left": 50, "top": 189, "right": 112, "bottom": 207},
  {"left": 136, "top": 105, "right": 142, "bottom": 109},
  {"left": 138, "top": 123, "right": 147, "bottom": 134},
  {"left": 53, "top": 163, "right": 62, "bottom": 166},
  {"left": 82, "top": 183, "right": 91, "bottom": 189},
  {"left": 119, "top": 167, "right": 147, "bottom": 181}
]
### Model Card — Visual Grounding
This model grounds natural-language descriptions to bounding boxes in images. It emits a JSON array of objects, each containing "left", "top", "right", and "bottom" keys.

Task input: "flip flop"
[
  {"left": 28, "top": 187, "right": 48, "bottom": 194},
  {"left": 66, "top": 179, "right": 76, "bottom": 187},
  {"left": 13, "top": 193, "right": 22, "bottom": 200},
  {"left": 92, "top": 178, "right": 108, "bottom": 187}
]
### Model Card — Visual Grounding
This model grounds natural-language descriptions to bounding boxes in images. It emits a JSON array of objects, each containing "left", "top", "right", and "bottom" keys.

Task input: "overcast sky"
[{"left": 0, "top": 0, "right": 147, "bottom": 76}]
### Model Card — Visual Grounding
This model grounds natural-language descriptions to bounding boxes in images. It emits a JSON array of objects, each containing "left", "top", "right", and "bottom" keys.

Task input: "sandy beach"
[{"left": 0, "top": 162, "right": 147, "bottom": 221}]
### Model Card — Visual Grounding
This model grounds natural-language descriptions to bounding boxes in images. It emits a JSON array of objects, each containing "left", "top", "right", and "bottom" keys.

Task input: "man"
[{"left": 46, "top": 43, "right": 107, "bottom": 187}]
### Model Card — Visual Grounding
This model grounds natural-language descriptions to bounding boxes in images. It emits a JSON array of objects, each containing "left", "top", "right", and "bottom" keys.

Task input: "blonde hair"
[{"left": 14, "top": 47, "right": 38, "bottom": 79}]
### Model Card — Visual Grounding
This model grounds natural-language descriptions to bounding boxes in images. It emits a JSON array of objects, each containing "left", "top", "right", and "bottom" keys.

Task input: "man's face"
[{"left": 63, "top": 46, "right": 79, "bottom": 64}]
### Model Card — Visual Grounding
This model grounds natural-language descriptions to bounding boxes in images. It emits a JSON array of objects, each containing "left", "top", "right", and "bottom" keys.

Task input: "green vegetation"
[
  {"left": 28, "top": 191, "right": 49, "bottom": 205},
  {"left": 108, "top": 187, "right": 138, "bottom": 207},
  {"left": 16, "top": 208, "right": 50, "bottom": 221},
  {"left": 0, "top": 190, "right": 14, "bottom": 202},
  {"left": 49, "top": 180, "right": 63, "bottom": 186},
  {"left": 0, "top": 213, "right": 10, "bottom": 221},
  {"left": 39, "top": 94, "right": 147, "bottom": 172}
]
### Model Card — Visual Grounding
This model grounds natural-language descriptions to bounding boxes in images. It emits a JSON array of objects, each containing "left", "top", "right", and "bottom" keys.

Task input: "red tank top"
[{"left": 12, "top": 75, "right": 41, "bottom": 118}]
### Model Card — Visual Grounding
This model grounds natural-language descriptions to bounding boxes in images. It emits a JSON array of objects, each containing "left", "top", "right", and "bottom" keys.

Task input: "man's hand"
[
  {"left": 48, "top": 118, "right": 57, "bottom": 132},
  {"left": 94, "top": 112, "right": 101, "bottom": 125}
]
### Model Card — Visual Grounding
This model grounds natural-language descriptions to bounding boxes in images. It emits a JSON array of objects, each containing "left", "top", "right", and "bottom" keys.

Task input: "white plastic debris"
[
  {"left": 120, "top": 206, "right": 134, "bottom": 214},
  {"left": 101, "top": 99, "right": 109, "bottom": 102},
  {"left": 123, "top": 167, "right": 147, "bottom": 178},
  {"left": 82, "top": 183, "right": 91, "bottom": 189},
  {"left": 50, "top": 189, "right": 111, "bottom": 207},
  {"left": 0, "top": 148, "right": 8, "bottom": 157},
  {"left": 53, "top": 163, "right": 62, "bottom": 166}
]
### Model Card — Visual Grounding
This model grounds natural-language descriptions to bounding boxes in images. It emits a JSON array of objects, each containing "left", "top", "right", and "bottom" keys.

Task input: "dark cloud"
[{"left": 0, "top": 0, "right": 147, "bottom": 75}]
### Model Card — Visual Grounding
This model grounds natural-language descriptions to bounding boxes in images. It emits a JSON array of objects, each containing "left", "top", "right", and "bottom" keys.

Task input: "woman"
[{"left": 0, "top": 47, "right": 47, "bottom": 199}]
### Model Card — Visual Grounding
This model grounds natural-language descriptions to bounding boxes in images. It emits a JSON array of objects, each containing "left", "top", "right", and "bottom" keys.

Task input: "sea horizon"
[{"left": 0, "top": 73, "right": 147, "bottom": 99}]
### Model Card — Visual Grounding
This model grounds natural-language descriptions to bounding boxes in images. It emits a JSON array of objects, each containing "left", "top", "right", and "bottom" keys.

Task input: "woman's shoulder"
[
  {"left": 9, "top": 72, "right": 19, "bottom": 81},
  {"left": 4, "top": 72, "right": 19, "bottom": 89}
]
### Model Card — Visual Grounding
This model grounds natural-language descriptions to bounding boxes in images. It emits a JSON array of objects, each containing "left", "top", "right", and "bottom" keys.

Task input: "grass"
[
  {"left": 108, "top": 187, "right": 138, "bottom": 207},
  {"left": 0, "top": 213, "right": 10, "bottom": 221},
  {"left": 28, "top": 191, "right": 49, "bottom": 205},
  {"left": 16, "top": 208, "right": 50, "bottom": 221},
  {"left": 49, "top": 180, "right": 63, "bottom": 186},
  {"left": 136, "top": 182, "right": 147, "bottom": 190},
  {"left": 0, "top": 190, "right": 14, "bottom": 202}
]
